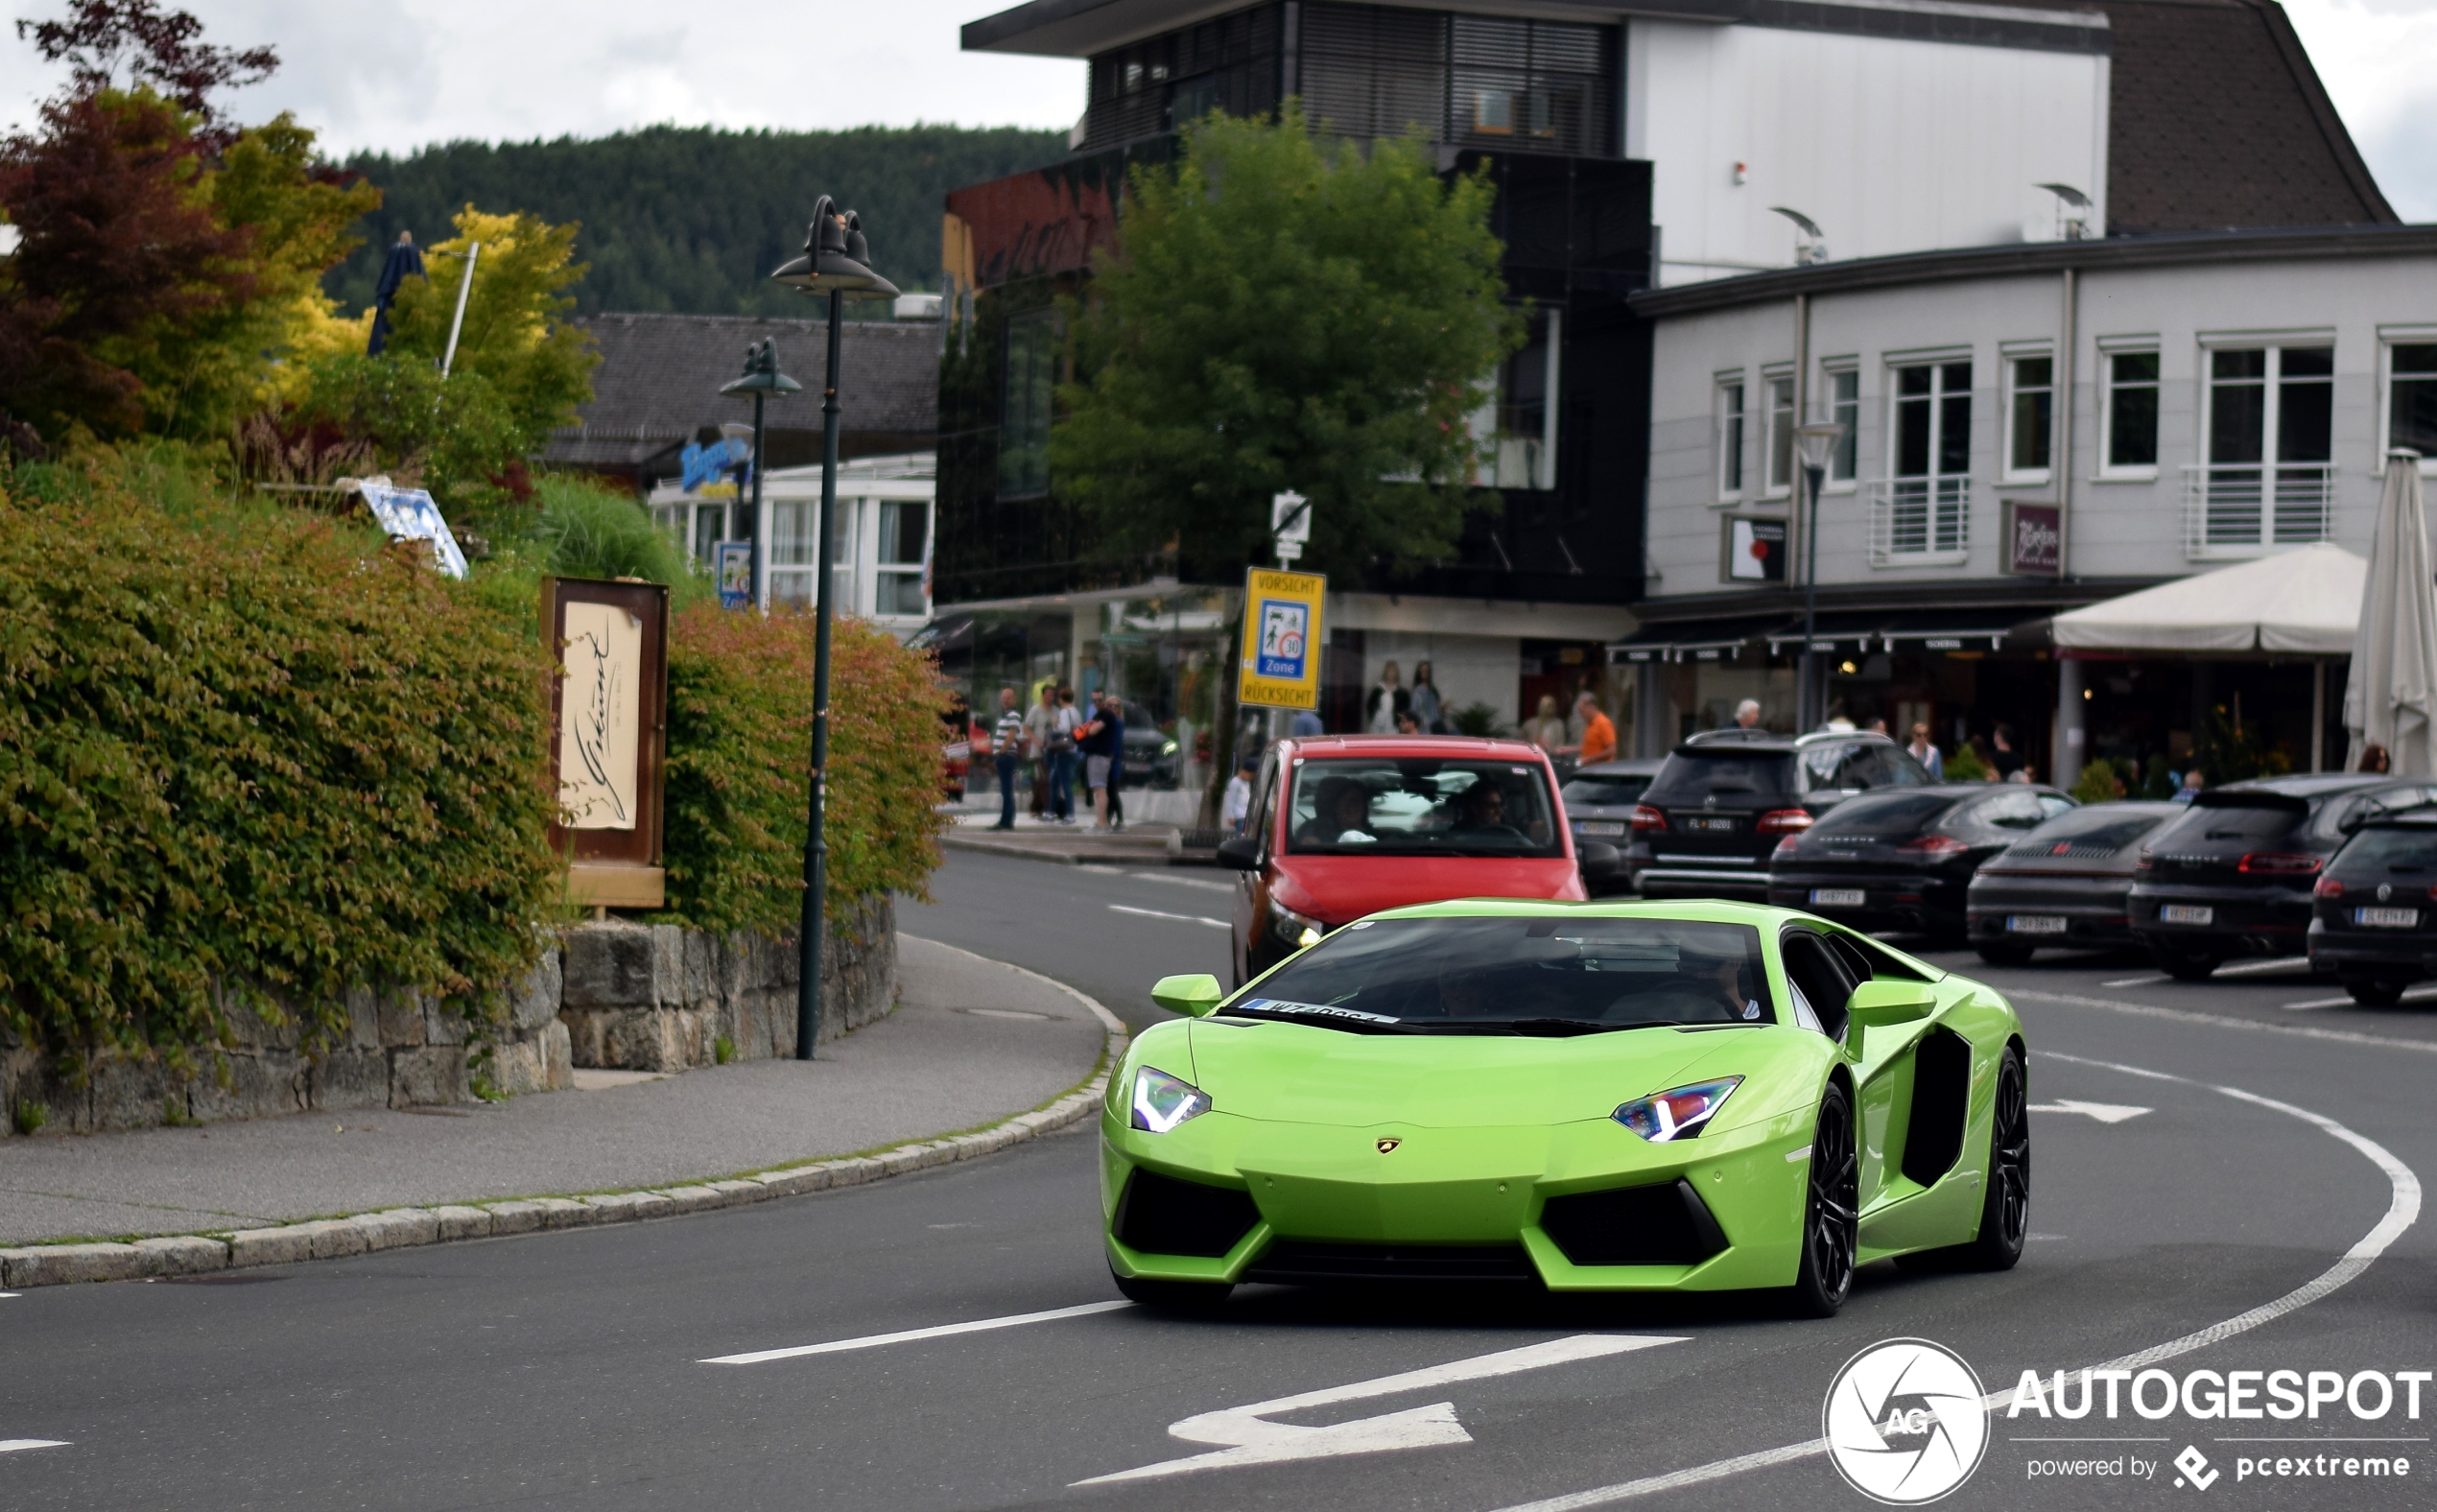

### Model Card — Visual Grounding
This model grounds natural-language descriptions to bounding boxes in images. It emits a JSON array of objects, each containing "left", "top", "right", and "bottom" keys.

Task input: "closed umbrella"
[
  {"left": 367, "top": 230, "right": 424, "bottom": 356},
  {"left": 2344, "top": 450, "right": 2437, "bottom": 775}
]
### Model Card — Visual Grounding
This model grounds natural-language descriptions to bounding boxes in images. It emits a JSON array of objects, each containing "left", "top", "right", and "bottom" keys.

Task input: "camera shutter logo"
[{"left": 1823, "top": 1338, "right": 1989, "bottom": 1503}]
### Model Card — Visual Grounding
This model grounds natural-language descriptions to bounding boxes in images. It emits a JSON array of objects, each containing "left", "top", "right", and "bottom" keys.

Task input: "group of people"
[
  {"left": 984, "top": 682, "right": 1131, "bottom": 833},
  {"left": 1523, "top": 691, "right": 1618, "bottom": 766}
]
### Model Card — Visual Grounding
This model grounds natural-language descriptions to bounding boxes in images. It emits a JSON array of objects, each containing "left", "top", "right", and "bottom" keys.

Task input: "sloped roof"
[{"left": 548, "top": 312, "right": 942, "bottom": 470}]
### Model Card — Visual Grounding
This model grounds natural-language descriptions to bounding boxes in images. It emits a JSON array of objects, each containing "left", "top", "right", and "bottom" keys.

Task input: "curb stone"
[{"left": 0, "top": 955, "right": 1124, "bottom": 1290}]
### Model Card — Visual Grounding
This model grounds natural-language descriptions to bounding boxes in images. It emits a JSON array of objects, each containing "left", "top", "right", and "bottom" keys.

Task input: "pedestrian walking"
[
  {"left": 1079, "top": 692, "right": 1118, "bottom": 831},
  {"left": 1221, "top": 757, "right": 1256, "bottom": 836},
  {"left": 988, "top": 687, "right": 1025, "bottom": 831},
  {"left": 1024, "top": 681, "right": 1058, "bottom": 817},
  {"left": 1104, "top": 696, "right": 1128, "bottom": 831},
  {"left": 1048, "top": 687, "right": 1080, "bottom": 822},
  {"left": 1569, "top": 693, "right": 1617, "bottom": 766}
]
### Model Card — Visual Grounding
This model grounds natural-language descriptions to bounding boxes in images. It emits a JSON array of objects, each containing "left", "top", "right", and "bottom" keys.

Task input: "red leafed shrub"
[{"left": 657, "top": 604, "right": 947, "bottom": 936}]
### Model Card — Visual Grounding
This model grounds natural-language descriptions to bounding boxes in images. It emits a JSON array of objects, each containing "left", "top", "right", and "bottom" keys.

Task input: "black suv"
[
  {"left": 2307, "top": 813, "right": 2437, "bottom": 1004},
  {"left": 1627, "top": 730, "right": 1933, "bottom": 902},
  {"left": 2128, "top": 775, "right": 2435, "bottom": 979}
]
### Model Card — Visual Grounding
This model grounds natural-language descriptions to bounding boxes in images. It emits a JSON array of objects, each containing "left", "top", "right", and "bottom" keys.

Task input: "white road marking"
[
  {"left": 0, "top": 1440, "right": 68, "bottom": 1453},
  {"left": 698, "top": 1300, "right": 1131, "bottom": 1365},
  {"left": 1074, "top": 1334, "right": 1686, "bottom": 1485},
  {"left": 1476, "top": 1050, "right": 2420, "bottom": 1512},
  {"left": 2283, "top": 986, "right": 2437, "bottom": 1011},
  {"left": 1108, "top": 904, "right": 1230, "bottom": 931},
  {"left": 2213, "top": 957, "right": 2314, "bottom": 977},
  {"left": 2098, "top": 974, "right": 2167, "bottom": 988},
  {"left": 0, "top": 1291, "right": 17, "bottom": 1298},
  {"left": 2006, "top": 986, "right": 2437, "bottom": 1056},
  {"left": 957, "top": 1007, "right": 1051, "bottom": 1020},
  {"left": 1128, "top": 870, "right": 1237, "bottom": 893},
  {"left": 2027, "top": 1099, "right": 2151, "bottom": 1123}
]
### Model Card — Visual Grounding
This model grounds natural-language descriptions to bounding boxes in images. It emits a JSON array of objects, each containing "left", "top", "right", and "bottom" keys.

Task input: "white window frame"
[
  {"left": 2095, "top": 337, "right": 2161, "bottom": 483},
  {"left": 1999, "top": 342, "right": 2055, "bottom": 486},
  {"left": 1761, "top": 366, "right": 1795, "bottom": 499},
  {"left": 1871, "top": 352, "right": 1974, "bottom": 568},
  {"left": 2188, "top": 333, "right": 2338, "bottom": 559},
  {"left": 1821, "top": 360, "right": 1859, "bottom": 493},
  {"left": 1715, "top": 373, "right": 1747, "bottom": 504},
  {"left": 2377, "top": 324, "right": 2437, "bottom": 477}
]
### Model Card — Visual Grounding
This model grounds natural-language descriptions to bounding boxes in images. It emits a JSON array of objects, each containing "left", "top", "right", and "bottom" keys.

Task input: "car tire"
[
  {"left": 2346, "top": 976, "right": 2409, "bottom": 1007},
  {"left": 1976, "top": 942, "right": 2036, "bottom": 967},
  {"left": 2149, "top": 944, "right": 2224, "bottom": 981},
  {"left": 1109, "top": 1267, "right": 1233, "bottom": 1312},
  {"left": 1786, "top": 1081, "right": 1858, "bottom": 1318}
]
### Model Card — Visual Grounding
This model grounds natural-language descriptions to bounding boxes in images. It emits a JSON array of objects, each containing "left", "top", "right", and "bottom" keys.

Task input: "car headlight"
[
  {"left": 1130, "top": 1066, "right": 1212, "bottom": 1133},
  {"left": 1613, "top": 1077, "right": 1743, "bottom": 1142},
  {"left": 1269, "top": 900, "right": 1324, "bottom": 950}
]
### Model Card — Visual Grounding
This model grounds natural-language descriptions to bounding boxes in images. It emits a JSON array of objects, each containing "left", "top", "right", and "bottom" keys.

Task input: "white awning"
[{"left": 2050, "top": 542, "right": 2366, "bottom": 653}]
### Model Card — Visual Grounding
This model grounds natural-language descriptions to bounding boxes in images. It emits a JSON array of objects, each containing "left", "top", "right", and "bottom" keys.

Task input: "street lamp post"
[
  {"left": 719, "top": 339, "right": 802, "bottom": 610},
  {"left": 771, "top": 199, "right": 898, "bottom": 1060},
  {"left": 1793, "top": 422, "right": 1846, "bottom": 732}
]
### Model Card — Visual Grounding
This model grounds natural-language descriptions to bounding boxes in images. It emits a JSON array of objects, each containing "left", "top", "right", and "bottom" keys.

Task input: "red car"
[{"left": 1218, "top": 735, "right": 1621, "bottom": 986}]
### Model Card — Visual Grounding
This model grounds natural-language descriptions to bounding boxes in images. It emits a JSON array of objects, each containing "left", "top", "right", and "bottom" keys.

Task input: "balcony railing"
[
  {"left": 2181, "top": 462, "right": 2334, "bottom": 559},
  {"left": 1866, "top": 476, "right": 1971, "bottom": 566}
]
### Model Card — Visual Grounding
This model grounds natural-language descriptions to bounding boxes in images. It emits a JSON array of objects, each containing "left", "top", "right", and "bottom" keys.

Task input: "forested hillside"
[{"left": 325, "top": 125, "right": 1065, "bottom": 319}]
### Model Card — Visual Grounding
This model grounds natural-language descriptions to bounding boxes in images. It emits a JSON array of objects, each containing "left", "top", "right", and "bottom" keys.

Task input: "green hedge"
[{"left": 0, "top": 475, "right": 559, "bottom": 1071}]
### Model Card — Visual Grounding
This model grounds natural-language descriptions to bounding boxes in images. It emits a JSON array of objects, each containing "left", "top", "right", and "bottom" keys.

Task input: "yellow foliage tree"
[{"left": 378, "top": 206, "right": 598, "bottom": 442}]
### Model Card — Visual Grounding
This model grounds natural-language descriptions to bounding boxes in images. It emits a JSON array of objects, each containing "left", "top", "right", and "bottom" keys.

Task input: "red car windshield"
[{"left": 1285, "top": 757, "right": 1563, "bottom": 858}]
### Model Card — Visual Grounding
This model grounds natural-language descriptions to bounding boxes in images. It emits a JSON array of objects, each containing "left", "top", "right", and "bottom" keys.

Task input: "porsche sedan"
[{"left": 1102, "top": 900, "right": 2029, "bottom": 1317}]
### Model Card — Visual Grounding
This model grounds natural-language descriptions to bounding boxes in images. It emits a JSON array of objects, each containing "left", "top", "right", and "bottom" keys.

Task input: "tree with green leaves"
[
  {"left": 1050, "top": 105, "right": 1519, "bottom": 580},
  {"left": 374, "top": 205, "right": 597, "bottom": 444}
]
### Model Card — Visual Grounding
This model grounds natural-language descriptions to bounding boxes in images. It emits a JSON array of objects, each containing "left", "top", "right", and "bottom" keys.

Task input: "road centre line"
[
  {"left": 0, "top": 1440, "right": 69, "bottom": 1453},
  {"left": 699, "top": 1300, "right": 1131, "bottom": 1365},
  {"left": 2004, "top": 985, "right": 2437, "bottom": 1056},
  {"left": 1108, "top": 904, "right": 1230, "bottom": 930},
  {"left": 1477, "top": 1049, "right": 2421, "bottom": 1512}
]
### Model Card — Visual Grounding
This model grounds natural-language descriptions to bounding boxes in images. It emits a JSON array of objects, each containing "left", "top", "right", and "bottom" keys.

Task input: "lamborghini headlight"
[
  {"left": 1270, "top": 901, "right": 1323, "bottom": 950},
  {"left": 1613, "top": 1077, "right": 1743, "bottom": 1143},
  {"left": 1130, "top": 1066, "right": 1212, "bottom": 1133}
]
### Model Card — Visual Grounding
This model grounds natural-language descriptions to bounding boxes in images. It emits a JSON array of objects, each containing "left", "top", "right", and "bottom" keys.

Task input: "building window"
[
  {"left": 2103, "top": 350, "right": 2159, "bottom": 474},
  {"left": 2005, "top": 353, "right": 2053, "bottom": 480},
  {"left": 2388, "top": 343, "right": 2437, "bottom": 462},
  {"left": 1870, "top": 360, "right": 1970, "bottom": 563},
  {"left": 1716, "top": 378, "right": 1745, "bottom": 500},
  {"left": 998, "top": 310, "right": 1055, "bottom": 498},
  {"left": 1763, "top": 373, "right": 1795, "bottom": 495},
  {"left": 1826, "top": 366, "right": 1859, "bottom": 485},
  {"left": 1300, "top": 4, "right": 1617, "bottom": 157},
  {"left": 1473, "top": 306, "right": 1560, "bottom": 490},
  {"left": 876, "top": 501, "right": 930, "bottom": 617},
  {"left": 2187, "top": 344, "right": 2334, "bottom": 556}
]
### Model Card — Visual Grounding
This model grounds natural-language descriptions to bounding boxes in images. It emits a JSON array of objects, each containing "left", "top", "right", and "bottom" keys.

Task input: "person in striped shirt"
[{"left": 989, "top": 687, "right": 1026, "bottom": 831}]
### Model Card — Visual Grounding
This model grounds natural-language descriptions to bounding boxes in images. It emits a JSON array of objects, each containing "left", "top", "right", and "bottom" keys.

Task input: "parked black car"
[
  {"left": 1768, "top": 782, "right": 2075, "bottom": 937},
  {"left": 2128, "top": 775, "right": 2435, "bottom": 980},
  {"left": 1965, "top": 801, "right": 2184, "bottom": 964},
  {"left": 1628, "top": 730, "right": 1933, "bottom": 902},
  {"left": 2307, "top": 813, "right": 2437, "bottom": 1004},
  {"left": 1561, "top": 759, "right": 1665, "bottom": 893}
]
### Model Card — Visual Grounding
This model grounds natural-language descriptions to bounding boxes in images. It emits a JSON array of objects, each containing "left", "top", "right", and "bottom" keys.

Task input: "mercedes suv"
[{"left": 1626, "top": 729, "right": 1934, "bottom": 902}]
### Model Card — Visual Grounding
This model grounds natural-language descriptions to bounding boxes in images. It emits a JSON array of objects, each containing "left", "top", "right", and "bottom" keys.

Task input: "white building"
[{"left": 649, "top": 454, "right": 936, "bottom": 635}]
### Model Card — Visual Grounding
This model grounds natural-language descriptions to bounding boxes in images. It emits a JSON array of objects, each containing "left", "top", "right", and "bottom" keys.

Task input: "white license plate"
[
  {"left": 1810, "top": 888, "right": 1866, "bottom": 908},
  {"left": 2354, "top": 907, "right": 2420, "bottom": 929},
  {"left": 2158, "top": 904, "right": 2213, "bottom": 926},
  {"left": 1576, "top": 821, "right": 1625, "bottom": 837},
  {"left": 2007, "top": 915, "right": 2069, "bottom": 934},
  {"left": 1686, "top": 816, "right": 1739, "bottom": 833}
]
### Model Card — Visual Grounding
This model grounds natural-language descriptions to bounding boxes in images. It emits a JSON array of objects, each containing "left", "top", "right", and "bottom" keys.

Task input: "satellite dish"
[
  {"left": 1768, "top": 206, "right": 1828, "bottom": 265},
  {"left": 2035, "top": 183, "right": 2094, "bottom": 240}
]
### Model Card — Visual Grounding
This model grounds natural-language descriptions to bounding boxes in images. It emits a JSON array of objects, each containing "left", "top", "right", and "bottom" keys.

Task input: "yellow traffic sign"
[{"left": 1238, "top": 567, "right": 1326, "bottom": 710}]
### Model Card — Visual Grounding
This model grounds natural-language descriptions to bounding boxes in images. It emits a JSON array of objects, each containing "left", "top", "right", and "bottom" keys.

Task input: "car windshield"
[
  {"left": 2006, "top": 806, "right": 2172, "bottom": 857},
  {"left": 2335, "top": 827, "right": 2437, "bottom": 873},
  {"left": 1285, "top": 758, "right": 1562, "bottom": 857},
  {"left": 1236, "top": 916, "right": 1773, "bottom": 1031},
  {"left": 1807, "top": 791, "right": 1958, "bottom": 838},
  {"left": 1644, "top": 753, "right": 1795, "bottom": 805},
  {"left": 1562, "top": 775, "right": 1649, "bottom": 808}
]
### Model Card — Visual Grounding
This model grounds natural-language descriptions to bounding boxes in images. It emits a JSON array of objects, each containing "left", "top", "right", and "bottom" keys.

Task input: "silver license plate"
[
  {"left": 2355, "top": 907, "right": 2420, "bottom": 929},
  {"left": 1576, "top": 821, "right": 1625, "bottom": 837},
  {"left": 1686, "top": 816, "right": 1739, "bottom": 833},
  {"left": 2158, "top": 904, "right": 2213, "bottom": 926},
  {"left": 1810, "top": 888, "right": 1865, "bottom": 908},
  {"left": 2007, "top": 915, "right": 2069, "bottom": 934}
]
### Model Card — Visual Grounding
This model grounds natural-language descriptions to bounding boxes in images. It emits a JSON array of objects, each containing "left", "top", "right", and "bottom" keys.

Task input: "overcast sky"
[{"left": 0, "top": 0, "right": 2430, "bottom": 216}]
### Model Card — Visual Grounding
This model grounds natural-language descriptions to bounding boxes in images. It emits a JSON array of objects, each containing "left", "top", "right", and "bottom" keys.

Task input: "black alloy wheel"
[
  {"left": 1976, "top": 942, "right": 2036, "bottom": 967},
  {"left": 1788, "top": 1081, "right": 1857, "bottom": 1317},
  {"left": 1110, "top": 1267, "right": 1234, "bottom": 1312},
  {"left": 2346, "top": 976, "right": 2409, "bottom": 1007},
  {"left": 2150, "top": 944, "right": 2224, "bottom": 981},
  {"left": 1958, "top": 1044, "right": 2030, "bottom": 1269}
]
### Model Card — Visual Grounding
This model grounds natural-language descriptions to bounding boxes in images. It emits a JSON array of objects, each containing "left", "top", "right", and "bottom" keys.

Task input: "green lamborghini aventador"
[{"left": 1101, "top": 899, "right": 2028, "bottom": 1316}]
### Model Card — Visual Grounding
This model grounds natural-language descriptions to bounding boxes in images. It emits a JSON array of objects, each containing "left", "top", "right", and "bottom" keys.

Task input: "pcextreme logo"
[{"left": 1824, "top": 1338, "right": 1991, "bottom": 1504}]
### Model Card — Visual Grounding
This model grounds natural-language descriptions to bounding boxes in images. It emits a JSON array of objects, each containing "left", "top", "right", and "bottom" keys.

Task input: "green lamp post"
[
  {"left": 718, "top": 338, "right": 801, "bottom": 609},
  {"left": 771, "top": 198, "right": 898, "bottom": 1061}
]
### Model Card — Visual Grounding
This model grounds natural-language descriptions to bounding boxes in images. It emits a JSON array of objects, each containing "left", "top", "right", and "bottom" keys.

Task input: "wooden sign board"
[{"left": 545, "top": 578, "right": 669, "bottom": 908}]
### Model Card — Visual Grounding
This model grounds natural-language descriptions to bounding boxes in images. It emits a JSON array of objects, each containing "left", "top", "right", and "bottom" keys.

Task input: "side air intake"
[{"left": 1113, "top": 1169, "right": 1261, "bottom": 1258}]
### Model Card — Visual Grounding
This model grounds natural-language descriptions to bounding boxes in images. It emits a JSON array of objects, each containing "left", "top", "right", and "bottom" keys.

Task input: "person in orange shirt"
[{"left": 1572, "top": 692, "right": 1617, "bottom": 765}]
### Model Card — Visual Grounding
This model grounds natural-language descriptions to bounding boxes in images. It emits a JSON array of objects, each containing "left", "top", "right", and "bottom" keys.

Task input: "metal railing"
[
  {"left": 2180, "top": 462, "right": 2334, "bottom": 558},
  {"left": 1865, "top": 476, "right": 1971, "bottom": 566}
]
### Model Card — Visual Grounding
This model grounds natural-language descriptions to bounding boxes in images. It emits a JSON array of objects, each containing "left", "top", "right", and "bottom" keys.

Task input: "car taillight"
[
  {"left": 1772, "top": 836, "right": 1802, "bottom": 862},
  {"left": 2315, "top": 876, "right": 2343, "bottom": 899},
  {"left": 1630, "top": 804, "right": 1668, "bottom": 833},
  {"left": 1898, "top": 834, "right": 1970, "bottom": 857},
  {"left": 1757, "top": 809, "right": 1813, "bottom": 835},
  {"left": 2136, "top": 847, "right": 2155, "bottom": 871},
  {"left": 2238, "top": 852, "right": 2323, "bottom": 876}
]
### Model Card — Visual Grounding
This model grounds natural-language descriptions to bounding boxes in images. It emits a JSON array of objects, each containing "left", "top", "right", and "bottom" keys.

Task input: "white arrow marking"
[
  {"left": 0, "top": 1440, "right": 68, "bottom": 1453},
  {"left": 2029, "top": 1099, "right": 2151, "bottom": 1124},
  {"left": 1074, "top": 1334, "right": 1685, "bottom": 1485}
]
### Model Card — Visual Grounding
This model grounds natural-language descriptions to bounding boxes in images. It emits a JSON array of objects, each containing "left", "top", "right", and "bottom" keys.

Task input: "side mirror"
[
  {"left": 1846, "top": 979, "right": 1937, "bottom": 1028},
  {"left": 1215, "top": 837, "right": 1262, "bottom": 872},
  {"left": 1577, "top": 840, "right": 1622, "bottom": 882},
  {"left": 1150, "top": 973, "right": 1225, "bottom": 1018}
]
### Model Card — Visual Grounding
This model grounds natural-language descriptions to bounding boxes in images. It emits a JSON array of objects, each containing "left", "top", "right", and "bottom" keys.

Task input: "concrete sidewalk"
[{"left": 0, "top": 935, "right": 1116, "bottom": 1252}]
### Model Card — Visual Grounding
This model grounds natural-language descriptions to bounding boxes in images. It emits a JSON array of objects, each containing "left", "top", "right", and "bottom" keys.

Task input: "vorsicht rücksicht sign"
[{"left": 1238, "top": 567, "right": 1327, "bottom": 710}]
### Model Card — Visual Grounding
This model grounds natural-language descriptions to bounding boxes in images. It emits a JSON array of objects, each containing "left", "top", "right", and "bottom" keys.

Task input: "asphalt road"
[{"left": 6, "top": 851, "right": 2434, "bottom": 1510}]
